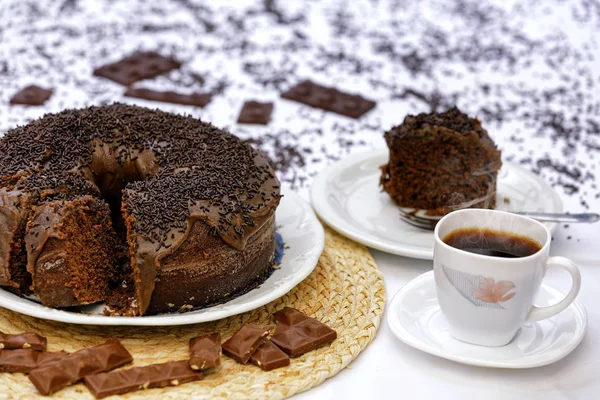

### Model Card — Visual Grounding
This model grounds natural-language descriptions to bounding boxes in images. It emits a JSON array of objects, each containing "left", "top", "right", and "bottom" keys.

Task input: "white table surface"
[{"left": 297, "top": 193, "right": 600, "bottom": 400}]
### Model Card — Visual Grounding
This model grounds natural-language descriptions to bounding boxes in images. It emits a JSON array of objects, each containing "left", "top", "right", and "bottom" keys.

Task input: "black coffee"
[{"left": 443, "top": 228, "right": 542, "bottom": 258}]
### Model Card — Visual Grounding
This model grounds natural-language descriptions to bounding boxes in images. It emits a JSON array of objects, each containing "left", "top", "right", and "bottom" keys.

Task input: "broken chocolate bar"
[
  {"left": 9, "top": 85, "right": 53, "bottom": 106},
  {"left": 0, "top": 349, "right": 68, "bottom": 373},
  {"left": 250, "top": 340, "right": 290, "bottom": 371},
  {"left": 84, "top": 360, "right": 203, "bottom": 399},
  {"left": 28, "top": 339, "right": 132, "bottom": 395},
  {"left": 237, "top": 101, "right": 274, "bottom": 125},
  {"left": 124, "top": 88, "right": 211, "bottom": 107},
  {"left": 281, "top": 80, "right": 375, "bottom": 119},
  {"left": 270, "top": 307, "right": 337, "bottom": 357},
  {"left": 189, "top": 333, "right": 221, "bottom": 370},
  {"left": 93, "top": 51, "right": 181, "bottom": 86},
  {"left": 0, "top": 331, "right": 46, "bottom": 351},
  {"left": 221, "top": 324, "right": 272, "bottom": 364}
]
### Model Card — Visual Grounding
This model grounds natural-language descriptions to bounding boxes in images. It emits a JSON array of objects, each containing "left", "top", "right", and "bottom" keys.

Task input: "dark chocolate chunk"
[
  {"left": 93, "top": 52, "right": 181, "bottom": 86},
  {"left": 124, "top": 88, "right": 211, "bottom": 107},
  {"left": 250, "top": 339, "right": 290, "bottom": 371},
  {"left": 270, "top": 307, "right": 337, "bottom": 357},
  {"left": 281, "top": 80, "right": 375, "bottom": 119},
  {"left": 221, "top": 324, "right": 272, "bottom": 364},
  {"left": 28, "top": 339, "right": 133, "bottom": 395},
  {"left": 189, "top": 333, "right": 221, "bottom": 371},
  {"left": 237, "top": 101, "right": 274, "bottom": 125},
  {"left": 0, "top": 349, "right": 68, "bottom": 373},
  {"left": 0, "top": 331, "right": 46, "bottom": 351},
  {"left": 83, "top": 360, "right": 204, "bottom": 399},
  {"left": 9, "top": 85, "right": 53, "bottom": 106}
]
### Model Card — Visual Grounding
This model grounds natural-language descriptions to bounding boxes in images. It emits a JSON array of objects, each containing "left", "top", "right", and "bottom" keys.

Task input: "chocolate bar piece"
[
  {"left": 0, "top": 331, "right": 46, "bottom": 351},
  {"left": 0, "top": 349, "right": 68, "bottom": 373},
  {"left": 29, "top": 339, "right": 132, "bottom": 395},
  {"left": 84, "top": 360, "right": 203, "bottom": 399},
  {"left": 250, "top": 340, "right": 290, "bottom": 371},
  {"left": 271, "top": 307, "right": 337, "bottom": 357},
  {"left": 237, "top": 101, "right": 274, "bottom": 125},
  {"left": 93, "top": 52, "right": 181, "bottom": 86},
  {"left": 9, "top": 85, "right": 53, "bottom": 106},
  {"left": 124, "top": 88, "right": 211, "bottom": 107},
  {"left": 189, "top": 333, "right": 221, "bottom": 371},
  {"left": 281, "top": 80, "right": 375, "bottom": 119},
  {"left": 221, "top": 324, "right": 272, "bottom": 364}
]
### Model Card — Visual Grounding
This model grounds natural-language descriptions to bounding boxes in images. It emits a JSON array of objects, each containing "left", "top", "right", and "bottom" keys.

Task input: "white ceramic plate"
[
  {"left": 0, "top": 187, "right": 324, "bottom": 326},
  {"left": 387, "top": 271, "right": 587, "bottom": 368},
  {"left": 311, "top": 149, "right": 563, "bottom": 259}
]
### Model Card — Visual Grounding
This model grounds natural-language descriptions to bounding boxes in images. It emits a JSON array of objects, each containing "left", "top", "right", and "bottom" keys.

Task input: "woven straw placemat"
[{"left": 0, "top": 226, "right": 385, "bottom": 399}]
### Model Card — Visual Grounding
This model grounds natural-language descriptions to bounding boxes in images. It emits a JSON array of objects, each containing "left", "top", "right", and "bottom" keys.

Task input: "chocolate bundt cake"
[
  {"left": 380, "top": 107, "right": 502, "bottom": 215},
  {"left": 0, "top": 104, "right": 280, "bottom": 315}
]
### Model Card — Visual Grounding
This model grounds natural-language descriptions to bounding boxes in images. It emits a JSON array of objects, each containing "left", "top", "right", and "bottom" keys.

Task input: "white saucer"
[
  {"left": 310, "top": 149, "right": 563, "bottom": 259},
  {"left": 0, "top": 187, "right": 324, "bottom": 326},
  {"left": 387, "top": 271, "right": 587, "bottom": 368}
]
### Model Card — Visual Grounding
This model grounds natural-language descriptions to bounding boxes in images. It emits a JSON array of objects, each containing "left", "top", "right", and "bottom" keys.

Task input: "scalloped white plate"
[
  {"left": 311, "top": 149, "right": 562, "bottom": 259},
  {"left": 387, "top": 271, "right": 587, "bottom": 368},
  {"left": 0, "top": 187, "right": 324, "bottom": 326}
]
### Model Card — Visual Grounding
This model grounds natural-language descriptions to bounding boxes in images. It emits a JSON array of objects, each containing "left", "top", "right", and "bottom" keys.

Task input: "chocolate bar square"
[
  {"left": 281, "top": 80, "right": 375, "bottom": 118},
  {"left": 189, "top": 333, "right": 221, "bottom": 370},
  {"left": 221, "top": 324, "right": 272, "bottom": 364},
  {"left": 270, "top": 307, "right": 337, "bottom": 358},
  {"left": 237, "top": 101, "right": 274, "bottom": 125},
  {"left": 9, "top": 86, "right": 53, "bottom": 106},
  {"left": 28, "top": 339, "right": 133, "bottom": 395},
  {"left": 250, "top": 340, "right": 290, "bottom": 371},
  {"left": 84, "top": 360, "right": 203, "bottom": 399},
  {"left": 93, "top": 52, "right": 181, "bottom": 86},
  {"left": 124, "top": 88, "right": 211, "bottom": 107},
  {"left": 0, "top": 331, "right": 46, "bottom": 351},
  {"left": 0, "top": 349, "right": 68, "bottom": 373}
]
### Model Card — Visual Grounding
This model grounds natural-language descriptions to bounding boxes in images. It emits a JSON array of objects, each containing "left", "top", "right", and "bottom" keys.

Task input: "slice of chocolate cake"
[
  {"left": 25, "top": 196, "right": 122, "bottom": 307},
  {"left": 0, "top": 171, "right": 101, "bottom": 295},
  {"left": 380, "top": 107, "right": 502, "bottom": 215},
  {"left": 0, "top": 188, "right": 34, "bottom": 294}
]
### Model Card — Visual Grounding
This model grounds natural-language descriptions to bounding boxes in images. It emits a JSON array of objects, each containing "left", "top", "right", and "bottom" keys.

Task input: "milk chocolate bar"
[
  {"left": 124, "top": 88, "right": 212, "bottom": 107},
  {"left": 28, "top": 339, "right": 132, "bottom": 395},
  {"left": 250, "top": 340, "right": 290, "bottom": 371},
  {"left": 270, "top": 308, "right": 337, "bottom": 357},
  {"left": 281, "top": 80, "right": 375, "bottom": 118},
  {"left": 0, "top": 331, "right": 46, "bottom": 351},
  {"left": 189, "top": 333, "right": 221, "bottom": 370},
  {"left": 237, "top": 101, "right": 274, "bottom": 125},
  {"left": 93, "top": 51, "right": 180, "bottom": 86},
  {"left": 0, "top": 349, "right": 68, "bottom": 373},
  {"left": 10, "top": 85, "right": 53, "bottom": 106},
  {"left": 84, "top": 360, "right": 204, "bottom": 399},
  {"left": 221, "top": 324, "right": 272, "bottom": 364}
]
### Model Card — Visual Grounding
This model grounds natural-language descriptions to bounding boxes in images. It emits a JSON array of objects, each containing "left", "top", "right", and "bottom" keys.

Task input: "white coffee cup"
[{"left": 433, "top": 209, "right": 581, "bottom": 347}]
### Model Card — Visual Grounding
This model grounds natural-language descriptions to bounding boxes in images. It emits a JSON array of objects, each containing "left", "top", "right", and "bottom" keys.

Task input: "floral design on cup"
[
  {"left": 441, "top": 264, "right": 511, "bottom": 309},
  {"left": 472, "top": 279, "right": 516, "bottom": 303}
]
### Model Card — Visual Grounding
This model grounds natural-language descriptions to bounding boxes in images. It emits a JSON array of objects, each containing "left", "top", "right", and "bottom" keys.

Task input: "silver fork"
[{"left": 399, "top": 210, "right": 600, "bottom": 230}]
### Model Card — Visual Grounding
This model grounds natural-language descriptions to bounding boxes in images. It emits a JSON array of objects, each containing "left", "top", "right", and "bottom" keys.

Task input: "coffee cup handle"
[{"left": 526, "top": 256, "right": 582, "bottom": 323}]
